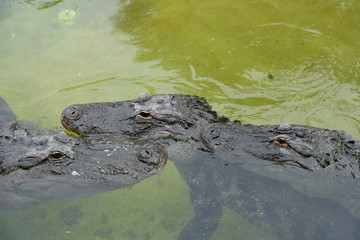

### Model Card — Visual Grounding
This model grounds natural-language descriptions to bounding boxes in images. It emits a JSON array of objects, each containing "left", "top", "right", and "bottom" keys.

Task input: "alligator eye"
[
  {"left": 137, "top": 111, "right": 152, "bottom": 120},
  {"left": 63, "top": 105, "right": 83, "bottom": 120},
  {"left": 274, "top": 137, "right": 289, "bottom": 148},
  {"left": 48, "top": 152, "right": 66, "bottom": 162}
]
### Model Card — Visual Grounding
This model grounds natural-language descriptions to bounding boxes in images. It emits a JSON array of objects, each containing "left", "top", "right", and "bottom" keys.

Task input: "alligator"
[
  {"left": 60, "top": 93, "right": 360, "bottom": 178},
  {"left": 0, "top": 97, "right": 167, "bottom": 210},
  {"left": 61, "top": 93, "right": 360, "bottom": 240},
  {"left": 200, "top": 121, "right": 360, "bottom": 218}
]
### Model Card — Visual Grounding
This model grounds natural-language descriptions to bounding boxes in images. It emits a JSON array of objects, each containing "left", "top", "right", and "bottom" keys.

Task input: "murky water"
[{"left": 0, "top": 0, "right": 359, "bottom": 239}]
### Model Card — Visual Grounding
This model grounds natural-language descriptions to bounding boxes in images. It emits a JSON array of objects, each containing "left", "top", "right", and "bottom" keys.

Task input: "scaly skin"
[
  {"left": 0, "top": 97, "right": 167, "bottom": 210},
  {"left": 60, "top": 94, "right": 360, "bottom": 239}
]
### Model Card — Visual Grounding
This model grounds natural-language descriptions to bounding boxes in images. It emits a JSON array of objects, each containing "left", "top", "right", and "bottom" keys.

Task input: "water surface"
[{"left": 0, "top": 0, "right": 359, "bottom": 239}]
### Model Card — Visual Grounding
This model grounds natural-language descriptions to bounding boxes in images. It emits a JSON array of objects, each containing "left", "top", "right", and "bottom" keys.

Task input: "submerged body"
[
  {"left": 61, "top": 94, "right": 360, "bottom": 239},
  {"left": 0, "top": 97, "right": 167, "bottom": 210},
  {"left": 200, "top": 122, "right": 360, "bottom": 218},
  {"left": 175, "top": 149, "right": 360, "bottom": 240}
]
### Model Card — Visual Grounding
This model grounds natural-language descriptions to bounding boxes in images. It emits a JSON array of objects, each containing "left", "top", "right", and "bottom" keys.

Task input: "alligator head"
[
  {"left": 0, "top": 121, "right": 167, "bottom": 179},
  {"left": 0, "top": 116, "right": 167, "bottom": 210},
  {"left": 61, "top": 94, "right": 225, "bottom": 141},
  {"left": 61, "top": 94, "right": 359, "bottom": 175},
  {"left": 201, "top": 122, "right": 360, "bottom": 175},
  {"left": 0, "top": 97, "right": 75, "bottom": 175},
  {"left": 0, "top": 127, "right": 167, "bottom": 209}
]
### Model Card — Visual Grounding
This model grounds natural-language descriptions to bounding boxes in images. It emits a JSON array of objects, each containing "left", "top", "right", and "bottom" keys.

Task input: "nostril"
[
  {"left": 137, "top": 149, "right": 154, "bottom": 163},
  {"left": 209, "top": 129, "right": 220, "bottom": 139},
  {"left": 62, "top": 105, "right": 83, "bottom": 120},
  {"left": 140, "top": 150, "right": 152, "bottom": 158}
]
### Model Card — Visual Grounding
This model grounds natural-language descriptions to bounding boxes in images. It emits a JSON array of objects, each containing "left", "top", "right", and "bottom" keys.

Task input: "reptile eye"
[
  {"left": 49, "top": 152, "right": 66, "bottom": 161},
  {"left": 274, "top": 137, "right": 289, "bottom": 148},
  {"left": 137, "top": 111, "right": 152, "bottom": 120}
]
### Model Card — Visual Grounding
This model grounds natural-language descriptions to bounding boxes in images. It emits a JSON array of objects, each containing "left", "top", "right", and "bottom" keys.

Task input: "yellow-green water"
[{"left": 0, "top": 0, "right": 359, "bottom": 239}]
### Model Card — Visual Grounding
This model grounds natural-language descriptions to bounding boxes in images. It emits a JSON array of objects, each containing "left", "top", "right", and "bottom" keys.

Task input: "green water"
[{"left": 0, "top": 0, "right": 359, "bottom": 239}]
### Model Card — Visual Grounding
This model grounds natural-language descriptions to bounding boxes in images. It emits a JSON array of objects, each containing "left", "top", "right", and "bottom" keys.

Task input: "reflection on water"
[
  {"left": 0, "top": 0, "right": 359, "bottom": 239},
  {"left": 113, "top": 0, "right": 360, "bottom": 136},
  {"left": 0, "top": 0, "right": 358, "bottom": 133}
]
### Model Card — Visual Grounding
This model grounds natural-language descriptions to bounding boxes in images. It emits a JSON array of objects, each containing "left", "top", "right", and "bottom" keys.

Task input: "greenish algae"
[
  {"left": 0, "top": 162, "right": 193, "bottom": 240},
  {"left": 112, "top": 0, "right": 360, "bottom": 136},
  {"left": 58, "top": 8, "right": 78, "bottom": 23},
  {"left": 0, "top": 1, "right": 359, "bottom": 240}
]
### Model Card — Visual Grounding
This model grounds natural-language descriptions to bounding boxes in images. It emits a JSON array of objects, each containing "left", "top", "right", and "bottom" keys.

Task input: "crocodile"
[
  {"left": 61, "top": 94, "right": 360, "bottom": 240},
  {"left": 0, "top": 97, "right": 167, "bottom": 210}
]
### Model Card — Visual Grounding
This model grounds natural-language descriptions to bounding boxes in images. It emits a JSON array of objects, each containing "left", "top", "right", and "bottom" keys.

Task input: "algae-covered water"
[{"left": 0, "top": 0, "right": 359, "bottom": 239}]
